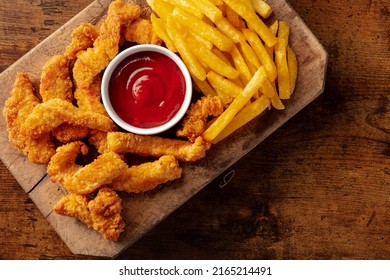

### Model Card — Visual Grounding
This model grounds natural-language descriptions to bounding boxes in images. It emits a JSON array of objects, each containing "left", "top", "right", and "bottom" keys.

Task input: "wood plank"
[{"left": 0, "top": 0, "right": 327, "bottom": 257}]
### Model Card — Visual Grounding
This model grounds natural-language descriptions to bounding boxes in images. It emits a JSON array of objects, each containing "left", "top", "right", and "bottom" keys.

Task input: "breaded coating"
[
  {"left": 124, "top": 17, "right": 162, "bottom": 45},
  {"left": 47, "top": 141, "right": 128, "bottom": 194},
  {"left": 52, "top": 123, "right": 89, "bottom": 143},
  {"left": 54, "top": 187, "right": 125, "bottom": 241},
  {"left": 53, "top": 192, "right": 93, "bottom": 226},
  {"left": 109, "top": 155, "right": 182, "bottom": 193},
  {"left": 64, "top": 22, "right": 100, "bottom": 61},
  {"left": 74, "top": 75, "right": 107, "bottom": 116},
  {"left": 88, "top": 129, "right": 109, "bottom": 154},
  {"left": 88, "top": 187, "right": 125, "bottom": 241},
  {"left": 21, "top": 98, "right": 115, "bottom": 139},
  {"left": 176, "top": 96, "right": 224, "bottom": 141},
  {"left": 73, "top": 0, "right": 141, "bottom": 89},
  {"left": 2, "top": 72, "right": 55, "bottom": 164},
  {"left": 40, "top": 54, "right": 73, "bottom": 102},
  {"left": 107, "top": 132, "right": 211, "bottom": 162}
]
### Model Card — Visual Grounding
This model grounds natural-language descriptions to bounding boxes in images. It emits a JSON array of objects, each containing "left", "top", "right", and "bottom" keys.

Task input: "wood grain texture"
[{"left": 1, "top": 0, "right": 389, "bottom": 259}]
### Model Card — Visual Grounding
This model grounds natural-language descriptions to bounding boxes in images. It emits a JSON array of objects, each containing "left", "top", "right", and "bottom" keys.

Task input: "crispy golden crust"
[
  {"left": 21, "top": 98, "right": 115, "bottom": 138},
  {"left": 88, "top": 187, "right": 125, "bottom": 241},
  {"left": 2, "top": 72, "right": 55, "bottom": 164},
  {"left": 47, "top": 141, "right": 128, "bottom": 194},
  {"left": 64, "top": 22, "right": 100, "bottom": 61},
  {"left": 176, "top": 96, "right": 224, "bottom": 141},
  {"left": 124, "top": 17, "right": 162, "bottom": 45},
  {"left": 110, "top": 155, "right": 182, "bottom": 193},
  {"left": 40, "top": 54, "right": 73, "bottom": 102},
  {"left": 106, "top": 132, "right": 210, "bottom": 162},
  {"left": 54, "top": 187, "right": 125, "bottom": 241}
]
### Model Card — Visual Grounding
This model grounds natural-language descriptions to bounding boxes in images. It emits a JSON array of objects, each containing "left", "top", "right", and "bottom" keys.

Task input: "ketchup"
[{"left": 109, "top": 51, "right": 186, "bottom": 128}]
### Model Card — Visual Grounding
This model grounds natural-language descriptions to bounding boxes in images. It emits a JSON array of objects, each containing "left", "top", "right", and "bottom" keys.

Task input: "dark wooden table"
[{"left": 1, "top": 0, "right": 389, "bottom": 260}]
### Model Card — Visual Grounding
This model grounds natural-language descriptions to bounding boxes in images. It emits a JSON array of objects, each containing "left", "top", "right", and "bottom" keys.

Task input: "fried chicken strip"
[
  {"left": 109, "top": 155, "right": 182, "bottom": 193},
  {"left": 64, "top": 22, "right": 100, "bottom": 61},
  {"left": 106, "top": 132, "right": 210, "bottom": 162},
  {"left": 21, "top": 98, "right": 115, "bottom": 139},
  {"left": 176, "top": 96, "right": 224, "bottom": 141},
  {"left": 73, "top": 0, "right": 141, "bottom": 113},
  {"left": 54, "top": 187, "right": 125, "bottom": 241},
  {"left": 40, "top": 54, "right": 89, "bottom": 142},
  {"left": 2, "top": 72, "right": 55, "bottom": 164},
  {"left": 40, "top": 54, "right": 73, "bottom": 102},
  {"left": 124, "top": 17, "right": 161, "bottom": 45},
  {"left": 47, "top": 141, "right": 127, "bottom": 194}
]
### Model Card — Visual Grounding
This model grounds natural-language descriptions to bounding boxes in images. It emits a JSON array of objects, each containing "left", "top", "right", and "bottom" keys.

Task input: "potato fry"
[
  {"left": 215, "top": 17, "right": 246, "bottom": 43},
  {"left": 172, "top": 7, "right": 234, "bottom": 51},
  {"left": 193, "top": 76, "right": 218, "bottom": 97},
  {"left": 160, "top": 0, "right": 203, "bottom": 18},
  {"left": 213, "top": 95, "right": 270, "bottom": 143},
  {"left": 239, "top": 41, "right": 261, "bottom": 69},
  {"left": 278, "top": 21, "right": 290, "bottom": 43},
  {"left": 231, "top": 45, "right": 252, "bottom": 85},
  {"left": 243, "top": 28, "right": 277, "bottom": 82},
  {"left": 224, "top": 3, "right": 241, "bottom": 28},
  {"left": 166, "top": 16, "right": 206, "bottom": 80},
  {"left": 185, "top": 34, "right": 239, "bottom": 79},
  {"left": 150, "top": 14, "right": 177, "bottom": 52},
  {"left": 222, "top": 0, "right": 277, "bottom": 47},
  {"left": 203, "top": 66, "right": 268, "bottom": 142},
  {"left": 287, "top": 45, "right": 298, "bottom": 94},
  {"left": 251, "top": 0, "right": 273, "bottom": 19},
  {"left": 148, "top": 0, "right": 173, "bottom": 20},
  {"left": 187, "top": 0, "right": 223, "bottom": 22},
  {"left": 207, "top": 71, "right": 243, "bottom": 98},
  {"left": 275, "top": 37, "right": 290, "bottom": 99}
]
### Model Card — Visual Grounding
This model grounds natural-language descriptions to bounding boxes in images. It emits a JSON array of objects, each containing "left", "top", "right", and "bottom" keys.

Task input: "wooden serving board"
[{"left": 0, "top": 0, "right": 327, "bottom": 258}]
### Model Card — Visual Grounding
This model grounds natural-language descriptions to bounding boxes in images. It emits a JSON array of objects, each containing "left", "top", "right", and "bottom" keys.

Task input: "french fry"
[
  {"left": 150, "top": 14, "right": 177, "bottom": 52},
  {"left": 193, "top": 76, "right": 218, "bottom": 97},
  {"left": 251, "top": 0, "right": 273, "bottom": 19},
  {"left": 270, "top": 93, "right": 285, "bottom": 110},
  {"left": 231, "top": 45, "right": 252, "bottom": 85},
  {"left": 185, "top": 35, "right": 239, "bottom": 79},
  {"left": 287, "top": 45, "right": 298, "bottom": 94},
  {"left": 275, "top": 22, "right": 291, "bottom": 99},
  {"left": 172, "top": 7, "right": 234, "bottom": 52},
  {"left": 207, "top": 71, "right": 243, "bottom": 98},
  {"left": 243, "top": 28, "right": 277, "bottom": 82},
  {"left": 148, "top": 0, "right": 173, "bottom": 20},
  {"left": 202, "top": 66, "right": 268, "bottom": 142},
  {"left": 213, "top": 95, "right": 270, "bottom": 143},
  {"left": 166, "top": 16, "right": 206, "bottom": 81},
  {"left": 222, "top": 0, "right": 277, "bottom": 47},
  {"left": 184, "top": 30, "right": 213, "bottom": 50},
  {"left": 160, "top": 0, "right": 203, "bottom": 19},
  {"left": 238, "top": 41, "right": 261, "bottom": 69},
  {"left": 224, "top": 3, "right": 241, "bottom": 28},
  {"left": 187, "top": 0, "right": 223, "bottom": 22},
  {"left": 215, "top": 17, "right": 246, "bottom": 43}
]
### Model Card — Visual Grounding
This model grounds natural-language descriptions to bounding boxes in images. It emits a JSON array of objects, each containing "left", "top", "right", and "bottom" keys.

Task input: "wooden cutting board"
[{"left": 0, "top": 0, "right": 327, "bottom": 258}]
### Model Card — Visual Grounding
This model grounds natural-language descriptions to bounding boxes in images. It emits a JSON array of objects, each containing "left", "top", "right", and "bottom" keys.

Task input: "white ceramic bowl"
[{"left": 101, "top": 44, "right": 192, "bottom": 135}]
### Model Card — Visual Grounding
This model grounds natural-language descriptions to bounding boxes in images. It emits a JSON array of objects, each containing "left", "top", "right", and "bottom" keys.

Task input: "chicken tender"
[
  {"left": 3, "top": 72, "right": 55, "bottom": 164},
  {"left": 88, "top": 187, "right": 125, "bottom": 241},
  {"left": 47, "top": 141, "right": 127, "bottom": 194},
  {"left": 109, "top": 155, "right": 182, "bottom": 193},
  {"left": 107, "top": 132, "right": 210, "bottom": 162},
  {"left": 54, "top": 187, "right": 125, "bottom": 241},
  {"left": 64, "top": 22, "right": 100, "bottom": 61},
  {"left": 124, "top": 17, "right": 162, "bottom": 45},
  {"left": 176, "top": 96, "right": 224, "bottom": 141},
  {"left": 21, "top": 98, "right": 115, "bottom": 139},
  {"left": 40, "top": 54, "right": 73, "bottom": 102}
]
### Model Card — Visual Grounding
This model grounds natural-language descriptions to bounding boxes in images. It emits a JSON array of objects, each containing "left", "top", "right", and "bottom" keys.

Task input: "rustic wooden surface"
[{"left": 0, "top": 0, "right": 389, "bottom": 259}]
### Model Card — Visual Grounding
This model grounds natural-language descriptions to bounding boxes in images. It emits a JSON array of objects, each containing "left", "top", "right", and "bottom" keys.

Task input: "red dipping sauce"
[{"left": 109, "top": 51, "right": 186, "bottom": 128}]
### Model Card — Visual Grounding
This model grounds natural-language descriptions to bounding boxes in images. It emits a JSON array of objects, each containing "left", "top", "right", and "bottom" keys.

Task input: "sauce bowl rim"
[{"left": 101, "top": 44, "right": 192, "bottom": 135}]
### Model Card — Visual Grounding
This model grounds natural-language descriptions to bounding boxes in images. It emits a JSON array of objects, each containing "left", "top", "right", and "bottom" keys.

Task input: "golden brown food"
[
  {"left": 124, "top": 17, "right": 161, "bottom": 45},
  {"left": 21, "top": 98, "right": 115, "bottom": 139},
  {"left": 54, "top": 187, "right": 125, "bottom": 241},
  {"left": 88, "top": 187, "right": 125, "bottom": 241},
  {"left": 39, "top": 54, "right": 73, "bottom": 102},
  {"left": 106, "top": 132, "right": 211, "bottom": 162},
  {"left": 3, "top": 72, "right": 55, "bottom": 164},
  {"left": 176, "top": 96, "right": 224, "bottom": 141},
  {"left": 109, "top": 155, "right": 182, "bottom": 193},
  {"left": 47, "top": 141, "right": 128, "bottom": 194},
  {"left": 64, "top": 22, "right": 100, "bottom": 61}
]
